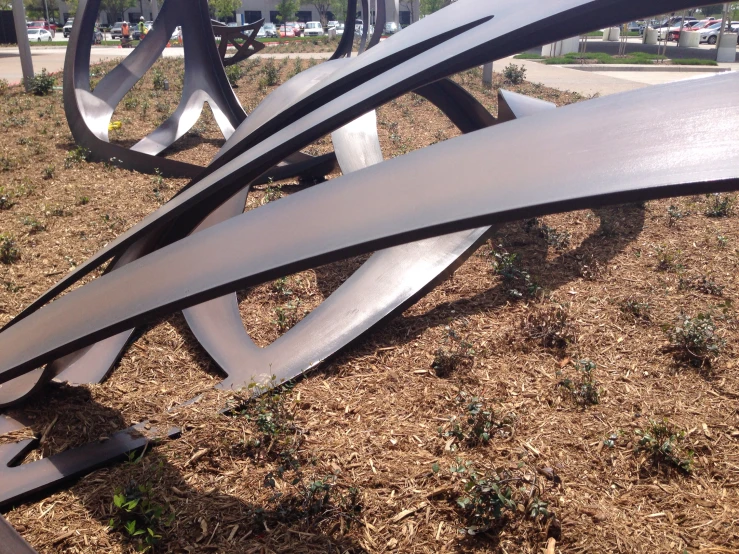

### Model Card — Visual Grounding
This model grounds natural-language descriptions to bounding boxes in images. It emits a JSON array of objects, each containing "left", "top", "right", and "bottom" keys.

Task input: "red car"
[
  {"left": 278, "top": 24, "right": 296, "bottom": 37},
  {"left": 27, "top": 20, "right": 56, "bottom": 38}
]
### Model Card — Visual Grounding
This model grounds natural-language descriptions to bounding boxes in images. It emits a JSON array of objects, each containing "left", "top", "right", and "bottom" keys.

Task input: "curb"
[{"left": 557, "top": 64, "right": 730, "bottom": 73}]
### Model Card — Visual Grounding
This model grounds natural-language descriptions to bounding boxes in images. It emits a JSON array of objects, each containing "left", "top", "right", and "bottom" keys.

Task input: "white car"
[
  {"left": 699, "top": 22, "right": 724, "bottom": 44},
  {"left": 170, "top": 26, "right": 182, "bottom": 41},
  {"left": 63, "top": 18, "right": 73, "bottom": 38},
  {"left": 327, "top": 20, "right": 339, "bottom": 29},
  {"left": 303, "top": 21, "right": 324, "bottom": 37},
  {"left": 335, "top": 23, "right": 345, "bottom": 36},
  {"left": 28, "top": 28, "right": 53, "bottom": 42}
]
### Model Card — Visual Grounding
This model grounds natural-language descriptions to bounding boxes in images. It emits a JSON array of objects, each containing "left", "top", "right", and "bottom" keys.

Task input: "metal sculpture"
[
  {"left": 2, "top": 1, "right": 738, "bottom": 549},
  {"left": 212, "top": 20, "right": 265, "bottom": 66}
]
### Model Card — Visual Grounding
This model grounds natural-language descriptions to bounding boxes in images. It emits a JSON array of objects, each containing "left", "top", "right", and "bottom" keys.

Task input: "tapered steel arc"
[
  {"left": 8, "top": 0, "right": 721, "bottom": 334},
  {"left": 0, "top": 73, "right": 738, "bottom": 385},
  {"left": 329, "top": 0, "right": 358, "bottom": 59},
  {"left": 366, "top": 0, "right": 387, "bottom": 51},
  {"left": 182, "top": 68, "right": 504, "bottom": 388},
  {"left": 0, "top": 420, "right": 180, "bottom": 511},
  {"left": 0, "top": 60, "right": 352, "bottom": 407}
]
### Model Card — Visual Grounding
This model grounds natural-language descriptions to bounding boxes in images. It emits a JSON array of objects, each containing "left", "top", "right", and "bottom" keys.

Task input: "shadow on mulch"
[
  {"left": 306, "top": 204, "right": 646, "bottom": 378},
  {"left": 4, "top": 386, "right": 367, "bottom": 553}
]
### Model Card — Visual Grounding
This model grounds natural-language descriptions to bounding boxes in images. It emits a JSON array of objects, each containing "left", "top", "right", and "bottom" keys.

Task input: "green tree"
[
  {"left": 63, "top": 0, "right": 79, "bottom": 17},
  {"left": 312, "top": 1, "right": 331, "bottom": 25},
  {"left": 100, "top": 0, "right": 136, "bottom": 22},
  {"left": 329, "top": 0, "right": 348, "bottom": 21},
  {"left": 209, "top": 0, "right": 240, "bottom": 20},
  {"left": 420, "top": 0, "right": 454, "bottom": 16},
  {"left": 275, "top": 0, "right": 299, "bottom": 26}
]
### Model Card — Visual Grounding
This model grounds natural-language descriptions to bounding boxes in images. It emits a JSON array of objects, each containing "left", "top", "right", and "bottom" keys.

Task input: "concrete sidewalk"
[{"left": 500, "top": 56, "right": 736, "bottom": 96}]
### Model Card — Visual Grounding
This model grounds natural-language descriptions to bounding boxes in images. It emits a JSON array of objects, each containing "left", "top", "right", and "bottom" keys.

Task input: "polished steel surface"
[
  {"left": 0, "top": 2, "right": 736, "bottom": 539},
  {"left": 1, "top": 72, "right": 737, "bottom": 388},
  {"left": 497, "top": 89, "right": 557, "bottom": 122},
  {"left": 2, "top": 0, "right": 730, "bottom": 385}
]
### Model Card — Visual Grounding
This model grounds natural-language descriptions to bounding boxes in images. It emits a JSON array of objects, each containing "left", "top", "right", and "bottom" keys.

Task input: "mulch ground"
[{"left": 0, "top": 57, "right": 738, "bottom": 554}]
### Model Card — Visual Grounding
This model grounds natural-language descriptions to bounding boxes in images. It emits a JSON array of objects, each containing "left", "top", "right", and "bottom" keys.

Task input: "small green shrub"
[
  {"left": 525, "top": 218, "right": 571, "bottom": 251},
  {"left": 42, "top": 165, "right": 55, "bottom": 180},
  {"left": 225, "top": 64, "right": 243, "bottom": 86},
  {"left": 261, "top": 183, "right": 283, "bottom": 204},
  {"left": 679, "top": 276, "right": 724, "bottom": 297},
  {"left": 0, "top": 187, "right": 14, "bottom": 210},
  {"left": 22, "top": 216, "right": 46, "bottom": 234},
  {"left": 274, "top": 300, "right": 301, "bottom": 332},
  {"left": 503, "top": 63, "right": 526, "bottom": 84},
  {"left": 28, "top": 69, "right": 56, "bottom": 96},
  {"left": 705, "top": 194, "right": 734, "bottom": 218},
  {"left": 0, "top": 235, "right": 21, "bottom": 264},
  {"left": 261, "top": 58, "right": 280, "bottom": 87},
  {"left": 667, "top": 204, "right": 688, "bottom": 226},
  {"left": 65, "top": 145, "right": 91, "bottom": 168},
  {"left": 109, "top": 481, "right": 173, "bottom": 551},
  {"left": 666, "top": 313, "right": 724, "bottom": 368},
  {"left": 151, "top": 69, "right": 166, "bottom": 91},
  {"left": 440, "top": 393, "right": 515, "bottom": 448},
  {"left": 272, "top": 276, "right": 293, "bottom": 297},
  {"left": 635, "top": 419, "right": 693, "bottom": 474},
  {"left": 491, "top": 246, "right": 540, "bottom": 299},
  {"left": 620, "top": 298, "right": 651, "bottom": 322},
  {"left": 124, "top": 95, "right": 140, "bottom": 110},
  {"left": 0, "top": 78, "right": 8, "bottom": 95},
  {"left": 557, "top": 359, "right": 600, "bottom": 407},
  {"left": 77, "top": 195, "right": 90, "bottom": 205},
  {"left": 431, "top": 325, "right": 474, "bottom": 377},
  {"left": 453, "top": 462, "right": 552, "bottom": 535}
]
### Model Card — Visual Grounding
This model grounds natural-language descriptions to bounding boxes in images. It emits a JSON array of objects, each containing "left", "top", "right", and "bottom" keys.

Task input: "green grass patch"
[
  {"left": 513, "top": 52, "right": 545, "bottom": 60},
  {"left": 671, "top": 58, "right": 719, "bottom": 66},
  {"left": 541, "top": 51, "right": 715, "bottom": 66}
]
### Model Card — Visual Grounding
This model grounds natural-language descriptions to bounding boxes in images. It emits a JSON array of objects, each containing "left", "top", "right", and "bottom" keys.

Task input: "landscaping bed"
[{"left": 0, "top": 58, "right": 738, "bottom": 553}]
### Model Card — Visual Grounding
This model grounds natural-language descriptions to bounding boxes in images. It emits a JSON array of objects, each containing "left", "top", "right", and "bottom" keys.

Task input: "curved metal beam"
[
  {"left": 0, "top": 72, "right": 737, "bottom": 387},
  {"left": 64, "top": 0, "right": 246, "bottom": 176},
  {"left": 366, "top": 0, "right": 387, "bottom": 51},
  {"left": 329, "top": 0, "right": 358, "bottom": 59}
]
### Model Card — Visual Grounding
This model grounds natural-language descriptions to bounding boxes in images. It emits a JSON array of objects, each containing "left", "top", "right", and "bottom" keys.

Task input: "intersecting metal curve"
[
  {"left": 0, "top": 72, "right": 737, "bottom": 388},
  {"left": 3, "top": 0, "right": 723, "bottom": 387},
  {"left": 65, "top": 0, "right": 245, "bottom": 177}
]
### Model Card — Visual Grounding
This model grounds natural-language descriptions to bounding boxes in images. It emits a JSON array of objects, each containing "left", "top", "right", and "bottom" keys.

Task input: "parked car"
[
  {"left": 63, "top": 17, "right": 74, "bottom": 38},
  {"left": 262, "top": 23, "right": 277, "bottom": 37},
  {"left": 27, "top": 20, "right": 55, "bottom": 38},
  {"left": 334, "top": 23, "right": 345, "bottom": 36},
  {"left": 27, "top": 28, "right": 53, "bottom": 42},
  {"left": 110, "top": 22, "right": 126, "bottom": 39},
  {"left": 171, "top": 26, "right": 182, "bottom": 41},
  {"left": 327, "top": 20, "right": 339, "bottom": 29},
  {"left": 290, "top": 22, "right": 304, "bottom": 36},
  {"left": 278, "top": 24, "right": 297, "bottom": 38},
  {"left": 383, "top": 21, "right": 401, "bottom": 35},
  {"left": 657, "top": 21, "right": 691, "bottom": 41},
  {"left": 303, "top": 21, "right": 324, "bottom": 37},
  {"left": 699, "top": 22, "right": 724, "bottom": 44},
  {"left": 626, "top": 21, "right": 645, "bottom": 34}
]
